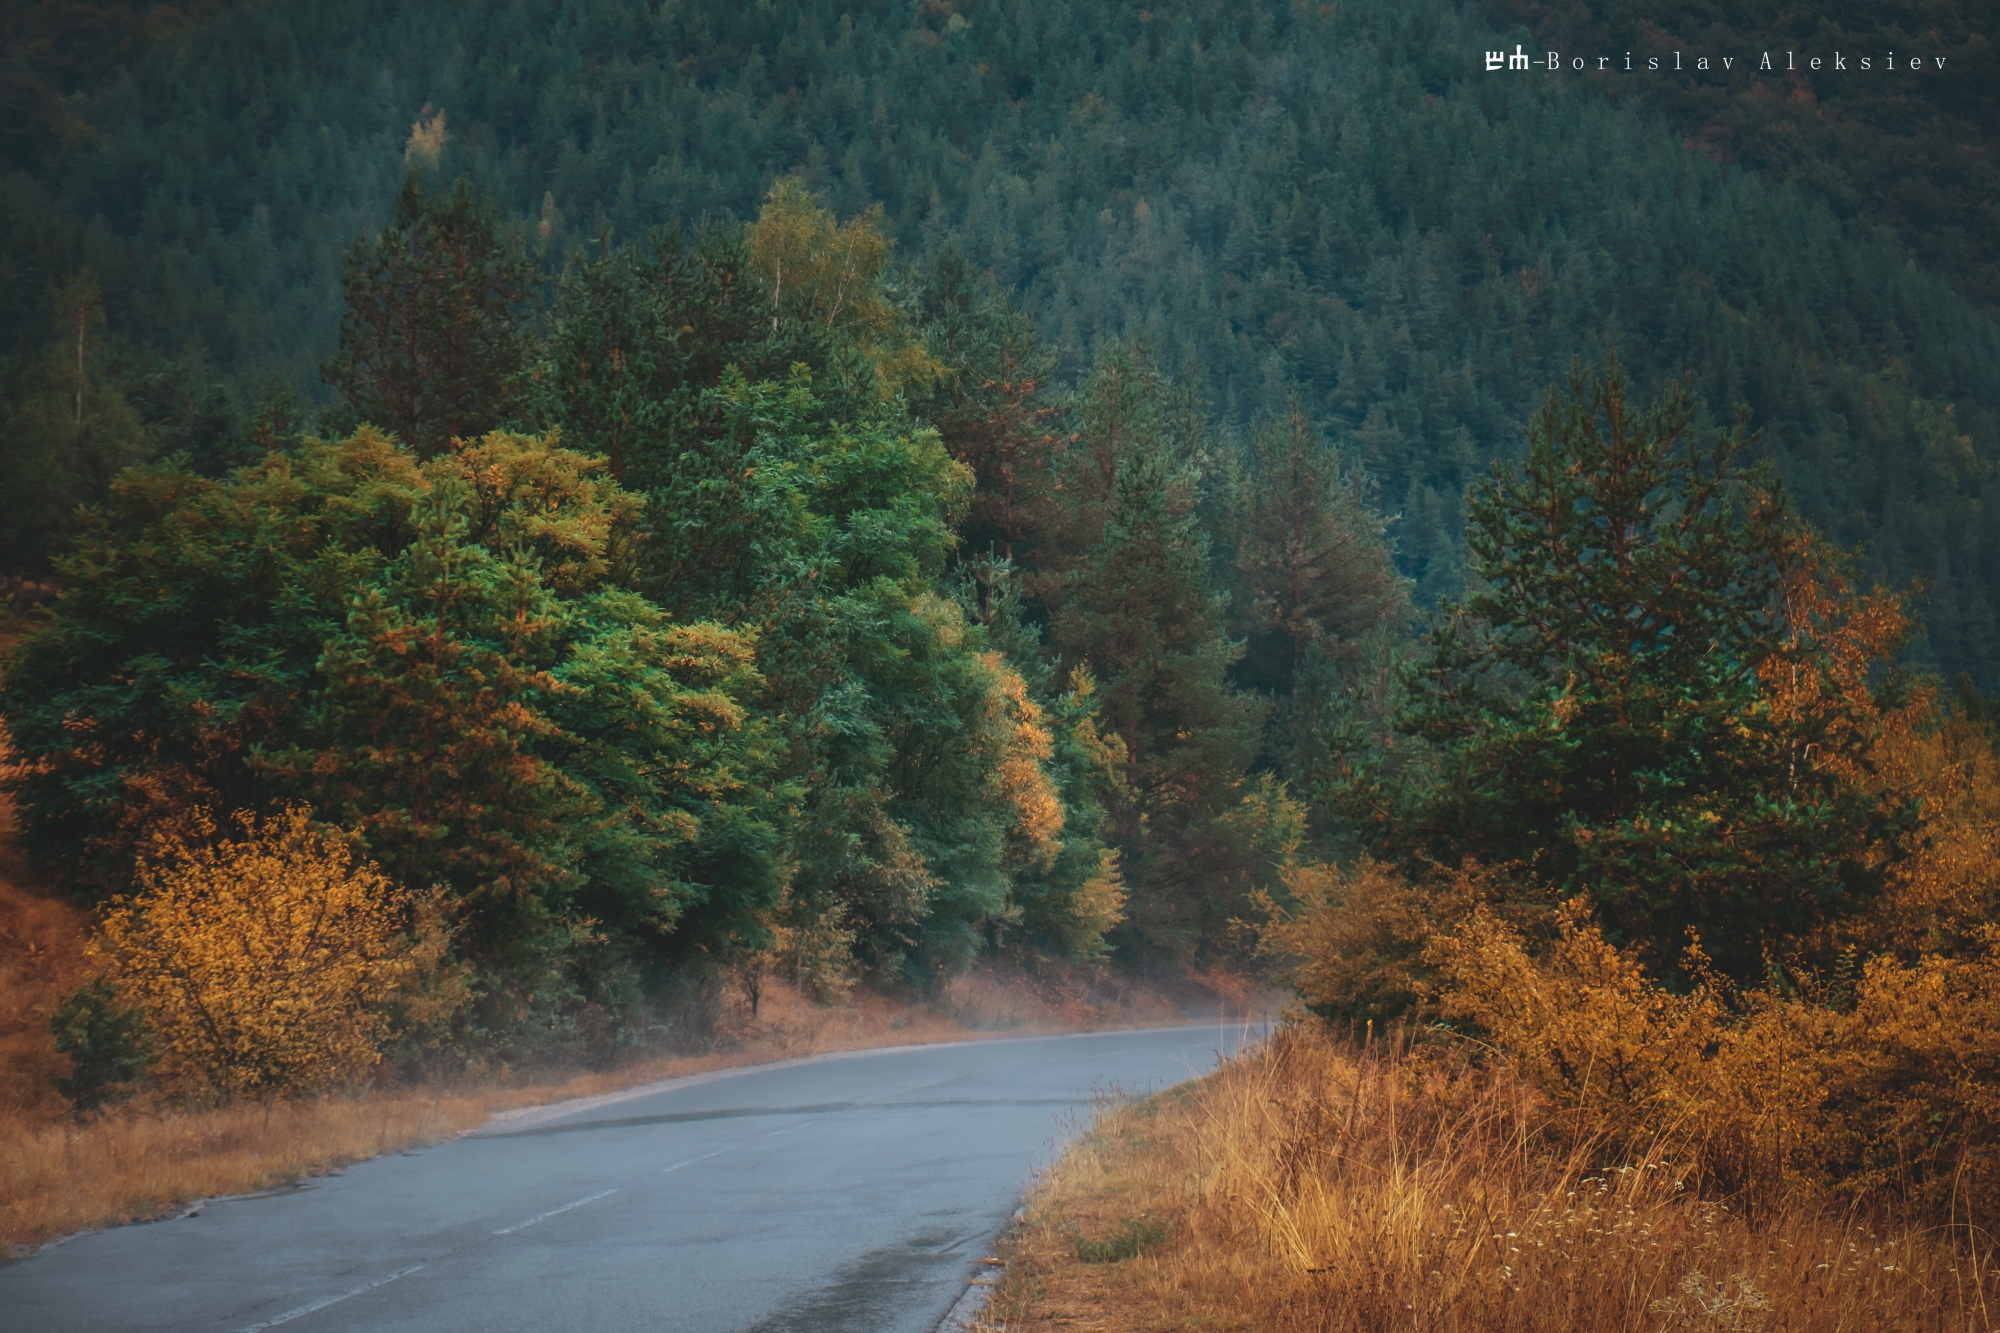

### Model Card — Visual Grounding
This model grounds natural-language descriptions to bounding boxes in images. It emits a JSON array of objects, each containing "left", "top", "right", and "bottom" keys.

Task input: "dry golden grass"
[
  {"left": 0, "top": 861, "right": 91, "bottom": 1128},
  {"left": 981, "top": 1023, "right": 2000, "bottom": 1332},
  {"left": 1, "top": 1087, "right": 489, "bottom": 1249}
]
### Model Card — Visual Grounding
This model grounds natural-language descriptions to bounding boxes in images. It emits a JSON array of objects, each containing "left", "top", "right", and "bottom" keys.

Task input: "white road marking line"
[
  {"left": 661, "top": 1149, "right": 727, "bottom": 1174},
  {"left": 236, "top": 1265, "right": 425, "bottom": 1331},
  {"left": 493, "top": 1188, "right": 619, "bottom": 1235}
]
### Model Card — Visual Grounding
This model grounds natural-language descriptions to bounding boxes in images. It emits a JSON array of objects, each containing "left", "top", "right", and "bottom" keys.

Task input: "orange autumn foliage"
[
  {"left": 986, "top": 653, "right": 1065, "bottom": 866},
  {"left": 94, "top": 807, "right": 453, "bottom": 1099},
  {"left": 1428, "top": 897, "right": 2000, "bottom": 1223}
]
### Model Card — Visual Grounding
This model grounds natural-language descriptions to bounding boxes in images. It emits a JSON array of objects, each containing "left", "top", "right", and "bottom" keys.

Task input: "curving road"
[{"left": 1, "top": 1023, "right": 1259, "bottom": 1333}]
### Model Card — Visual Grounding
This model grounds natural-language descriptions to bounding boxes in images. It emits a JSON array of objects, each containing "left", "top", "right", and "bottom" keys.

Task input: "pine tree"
[
  {"left": 1339, "top": 361, "right": 1916, "bottom": 981},
  {"left": 324, "top": 174, "right": 533, "bottom": 458},
  {"left": 908, "top": 246, "right": 1061, "bottom": 569},
  {"left": 1045, "top": 349, "right": 1271, "bottom": 962},
  {"left": 1224, "top": 396, "right": 1408, "bottom": 704},
  {"left": 0, "top": 271, "right": 148, "bottom": 577}
]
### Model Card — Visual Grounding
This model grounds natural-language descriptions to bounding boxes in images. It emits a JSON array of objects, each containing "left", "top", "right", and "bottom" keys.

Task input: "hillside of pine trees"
[
  {"left": 1, "top": 0, "right": 1996, "bottom": 1120},
  {"left": 5, "top": 0, "right": 1998, "bottom": 665}
]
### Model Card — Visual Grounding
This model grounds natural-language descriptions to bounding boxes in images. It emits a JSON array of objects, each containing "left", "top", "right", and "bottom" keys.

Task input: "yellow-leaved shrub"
[
  {"left": 1256, "top": 857, "right": 1435, "bottom": 1020},
  {"left": 1428, "top": 898, "right": 1727, "bottom": 1137},
  {"left": 93, "top": 807, "right": 430, "bottom": 1099},
  {"left": 1425, "top": 894, "right": 2000, "bottom": 1223},
  {"left": 1817, "top": 939, "right": 2000, "bottom": 1220}
]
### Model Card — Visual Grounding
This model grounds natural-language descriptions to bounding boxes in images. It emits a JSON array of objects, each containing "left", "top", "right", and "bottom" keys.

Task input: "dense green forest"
[
  {"left": 1, "top": 0, "right": 1997, "bottom": 1067},
  {"left": 4, "top": 0, "right": 1998, "bottom": 668},
  {"left": 1494, "top": 0, "right": 1998, "bottom": 307}
]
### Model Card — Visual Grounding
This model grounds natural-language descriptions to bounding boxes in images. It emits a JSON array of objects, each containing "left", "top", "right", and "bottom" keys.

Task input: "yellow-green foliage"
[
  {"left": 748, "top": 179, "right": 945, "bottom": 397},
  {"left": 94, "top": 808, "right": 433, "bottom": 1099},
  {"left": 1257, "top": 856, "right": 1436, "bottom": 1020}
]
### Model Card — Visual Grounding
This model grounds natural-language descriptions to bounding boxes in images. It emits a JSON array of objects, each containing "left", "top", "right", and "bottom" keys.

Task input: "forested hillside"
[
  {"left": 1488, "top": 0, "right": 1999, "bottom": 307},
  {"left": 3, "top": 0, "right": 2000, "bottom": 1094},
  {"left": 10, "top": 4, "right": 2000, "bottom": 1301},
  {"left": 3, "top": 0, "right": 1997, "bottom": 675}
]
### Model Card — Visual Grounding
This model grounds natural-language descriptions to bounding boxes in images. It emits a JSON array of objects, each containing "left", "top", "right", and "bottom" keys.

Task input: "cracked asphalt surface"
[{"left": 0, "top": 1023, "right": 1258, "bottom": 1332}]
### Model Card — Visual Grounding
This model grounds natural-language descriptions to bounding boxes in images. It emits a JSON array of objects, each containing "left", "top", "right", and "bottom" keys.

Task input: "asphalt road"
[{"left": 1, "top": 1023, "right": 1260, "bottom": 1333}]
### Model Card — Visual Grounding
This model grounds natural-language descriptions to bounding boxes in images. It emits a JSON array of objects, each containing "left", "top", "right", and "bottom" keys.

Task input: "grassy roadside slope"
[
  {"left": 979, "top": 1024, "right": 2000, "bottom": 1332},
  {"left": 0, "top": 777, "right": 92, "bottom": 1132}
]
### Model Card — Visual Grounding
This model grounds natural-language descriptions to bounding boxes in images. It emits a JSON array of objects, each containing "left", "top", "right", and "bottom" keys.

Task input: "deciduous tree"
[{"left": 93, "top": 807, "right": 416, "bottom": 1098}]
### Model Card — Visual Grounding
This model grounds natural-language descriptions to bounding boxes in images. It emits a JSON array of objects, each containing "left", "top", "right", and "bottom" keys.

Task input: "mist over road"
[{"left": 1, "top": 1024, "right": 1258, "bottom": 1333}]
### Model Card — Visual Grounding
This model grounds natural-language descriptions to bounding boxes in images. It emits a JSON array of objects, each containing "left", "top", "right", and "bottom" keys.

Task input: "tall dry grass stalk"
[{"left": 985, "top": 1023, "right": 2000, "bottom": 1332}]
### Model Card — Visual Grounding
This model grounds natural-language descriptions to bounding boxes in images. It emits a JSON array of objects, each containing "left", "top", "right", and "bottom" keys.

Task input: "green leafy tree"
[
  {"left": 1337, "top": 362, "right": 1916, "bottom": 981},
  {"left": 324, "top": 174, "right": 534, "bottom": 458},
  {"left": 955, "top": 564, "right": 1131, "bottom": 961},
  {"left": 0, "top": 427, "right": 779, "bottom": 1019},
  {"left": 627, "top": 364, "right": 1110, "bottom": 982},
  {"left": 645, "top": 370, "right": 991, "bottom": 980}
]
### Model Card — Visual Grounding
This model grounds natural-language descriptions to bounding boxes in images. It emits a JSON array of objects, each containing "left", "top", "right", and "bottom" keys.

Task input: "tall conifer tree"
[
  {"left": 324, "top": 175, "right": 533, "bottom": 458},
  {"left": 1335, "top": 362, "right": 1916, "bottom": 981},
  {"left": 1046, "top": 349, "right": 1273, "bottom": 961}
]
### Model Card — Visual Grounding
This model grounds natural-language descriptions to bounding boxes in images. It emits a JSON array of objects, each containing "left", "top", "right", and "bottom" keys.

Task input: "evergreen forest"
[{"left": 2, "top": 0, "right": 1998, "bottom": 1085}]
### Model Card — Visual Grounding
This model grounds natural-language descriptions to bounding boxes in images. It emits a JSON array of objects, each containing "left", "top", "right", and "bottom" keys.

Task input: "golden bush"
[
  {"left": 1257, "top": 856, "right": 1434, "bottom": 1020},
  {"left": 93, "top": 807, "right": 424, "bottom": 1099},
  {"left": 1426, "top": 892, "right": 2000, "bottom": 1223},
  {"left": 1813, "top": 939, "right": 2000, "bottom": 1220},
  {"left": 1428, "top": 898, "right": 1725, "bottom": 1134}
]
